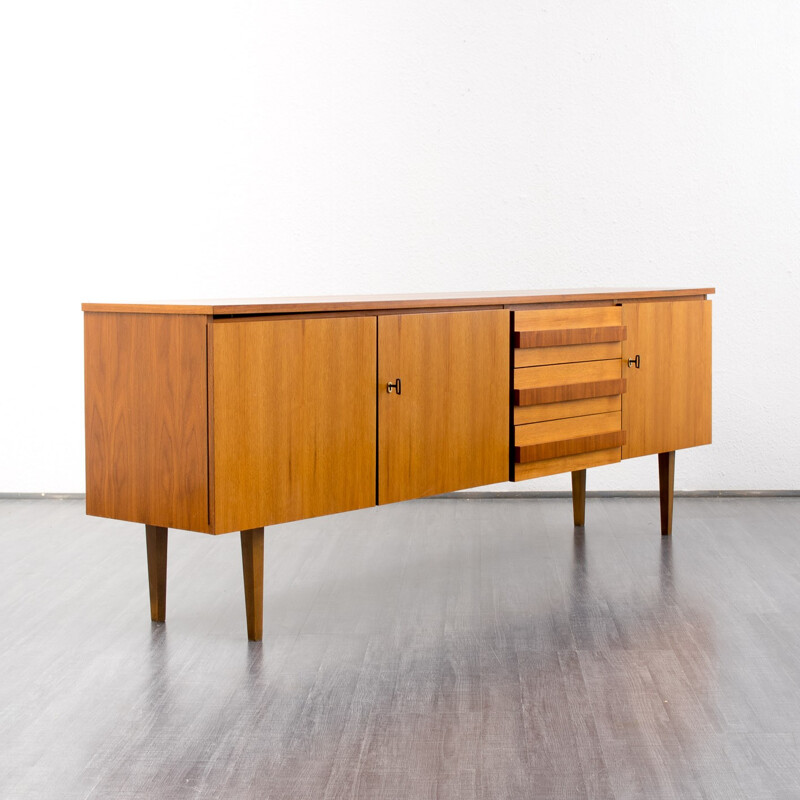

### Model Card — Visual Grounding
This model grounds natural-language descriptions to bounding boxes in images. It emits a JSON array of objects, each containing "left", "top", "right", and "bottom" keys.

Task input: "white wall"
[{"left": 1, "top": 1, "right": 798, "bottom": 493}]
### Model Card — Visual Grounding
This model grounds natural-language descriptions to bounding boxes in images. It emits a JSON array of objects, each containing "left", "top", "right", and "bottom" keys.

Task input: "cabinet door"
[
  {"left": 378, "top": 310, "right": 510, "bottom": 504},
  {"left": 211, "top": 316, "right": 376, "bottom": 533},
  {"left": 622, "top": 300, "right": 711, "bottom": 459}
]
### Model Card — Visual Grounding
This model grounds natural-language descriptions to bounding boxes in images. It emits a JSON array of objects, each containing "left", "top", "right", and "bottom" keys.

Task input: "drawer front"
[
  {"left": 514, "top": 411, "right": 624, "bottom": 479},
  {"left": 515, "top": 411, "right": 625, "bottom": 461},
  {"left": 514, "top": 447, "right": 622, "bottom": 481},
  {"left": 511, "top": 338, "right": 626, "bottom": 480},
  {"left": 515, "top": 394, "right": 621, "bottom": 426},
  {"left": 514, "top": 359, "right": 625, "bottom": 422},
  {"left": 515, "top": 306, "right": 625, "bottom": 367}
]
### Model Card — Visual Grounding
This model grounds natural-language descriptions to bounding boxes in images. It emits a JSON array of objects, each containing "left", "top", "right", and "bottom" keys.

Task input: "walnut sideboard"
[{"left": 83, "top": 288, "right": 713, "bottom": 640}]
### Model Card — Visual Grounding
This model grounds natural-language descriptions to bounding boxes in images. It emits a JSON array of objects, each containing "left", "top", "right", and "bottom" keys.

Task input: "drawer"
[
  {"left": 514, "top": 447, "right": 622, "bottom": 481},
  {"left": 514, "top": 306, "right": 625, "bottom": 368},
  {"left": 514, "top": 359, "right": 625, "bottom": 424},
  {"left": 515, "top": 410, "right": 624, "bottom": 461},
  {"left": 513, "top": 410, "right": 624, "bottom": 480}
]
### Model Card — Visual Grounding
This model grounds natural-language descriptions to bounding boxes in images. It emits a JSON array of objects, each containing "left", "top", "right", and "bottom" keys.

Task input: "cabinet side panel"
[
  {"left": 84, "top": 312, "right": 210, "bottom": 532},
  {"left": 622, "top": 300, "right": 712, "bottom": 458},
  {"left": 378, "top": 309, "right": 510, "bottom": 504},
  {"left": 211, "top": 316, "right": 377, "bottom": 533}
]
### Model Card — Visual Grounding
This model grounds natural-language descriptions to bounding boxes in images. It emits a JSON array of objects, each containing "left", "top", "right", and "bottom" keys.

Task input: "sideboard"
[{"left": 83, "top": 288, "right": 713, "bottom": 640}]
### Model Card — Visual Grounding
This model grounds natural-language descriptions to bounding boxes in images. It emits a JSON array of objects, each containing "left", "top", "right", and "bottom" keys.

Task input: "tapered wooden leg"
[
  {"left": 241, "top": 527, "right": 265, "bottom": 641},
  {"left": 659, "top": 451, "right": 675, "bottom": 536},
  {"left": 571, "top": 469, "right": 586, "bottom": 527},
  {"left": 145, "top": 525, "right": 168, "bottom": 622}
]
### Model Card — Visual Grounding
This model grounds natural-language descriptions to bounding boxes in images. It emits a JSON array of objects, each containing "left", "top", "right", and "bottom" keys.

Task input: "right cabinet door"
[
  {"left": 622, "top": 300, "right": 712, "bottom": 459},
  {"left": 377, "top": 309, "right": 510, "bottom": 504}
]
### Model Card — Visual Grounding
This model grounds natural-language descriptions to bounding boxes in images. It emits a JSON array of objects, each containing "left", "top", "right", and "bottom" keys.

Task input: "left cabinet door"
[{"left": 211, "top": 316, "right": 377, "bottom": 533}]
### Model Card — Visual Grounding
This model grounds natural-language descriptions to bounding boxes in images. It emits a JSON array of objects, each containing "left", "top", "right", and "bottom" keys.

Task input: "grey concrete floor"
[{"left": 2, "top": 496, "right": 800, "bottom": 799}]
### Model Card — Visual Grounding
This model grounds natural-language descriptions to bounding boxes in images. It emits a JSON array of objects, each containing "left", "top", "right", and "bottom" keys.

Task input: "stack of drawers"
[{"left": 512, "top": 306, "right": 628, "bottom": 481}]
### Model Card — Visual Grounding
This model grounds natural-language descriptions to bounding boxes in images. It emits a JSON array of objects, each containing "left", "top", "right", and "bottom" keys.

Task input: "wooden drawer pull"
[
  {"left": 515, "top": 378, "right": 627, "bottom": 407},
  {"left": 515, "top": 430, "right": 627, "bottom": 463},
  {"left": 515, "top": 325, "right": 627, "bottom": 349}
]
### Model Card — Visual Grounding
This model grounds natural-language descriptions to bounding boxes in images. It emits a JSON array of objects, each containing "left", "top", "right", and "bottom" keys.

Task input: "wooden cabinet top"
[{"left": 82, "top": 287, "right": 714, "bottom": 316}]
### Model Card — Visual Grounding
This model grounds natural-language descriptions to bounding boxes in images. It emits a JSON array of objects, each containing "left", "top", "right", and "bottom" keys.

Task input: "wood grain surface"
[
  {"left": 514, "top": 358, "right": 625, "bottom": 410},
  {"left": 514, "top": 394, "right": 621, "bottom": 425},
  {"left": 513, "top": 306, "right": 624, "bottom": 367},
  {"left": 516, "top": 430, "right": 626, "bottom": 464},
  {"left": 513, "top": 410, "right": 623, "bottom": 480},
  {"left": 622, "top": 300, "right": 712, "bottom": 458},
  {"left": 84, "top": 312, "right": 210, "bottom": 532},
  {"left": 145, "top": 525, "right": 168, "bottom": 622},
  {"left": 211, "top": 316, "right": 377, "bottom": 533},
  {"left": 513, "top": 446, "right": 622, "bottom": 481},
  {"left": 514, "top": 358, "right": 622, "bottom": 391},
  {"left": 514, "top": 304, "right": 623, "bottom": 332},
  {"left": 81, "top": 287, "right": 714, "bottom": 315},
  {"left": 515, "top": 378, "right": 627, "bottom": 407},
  {"left": 659, "top": 450, "right": 676, "bottom": 536},
  {"left": 240, "top": 527, "right": 264, "bottom": 640},
  {"left": 378, "top": 310, "right": 510, "bottom": 504},
  {"left": 515, "top": 340, "right": 622, "bottom": 368},
  {"left": 515, "top": 410, "right": 622, "bottom": 447},
  {"left": 571, "top": 469, "right": 586, "bottom": 526},
  {"left": 515, "top": 325, "right": 626, "bottom": 348}
]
